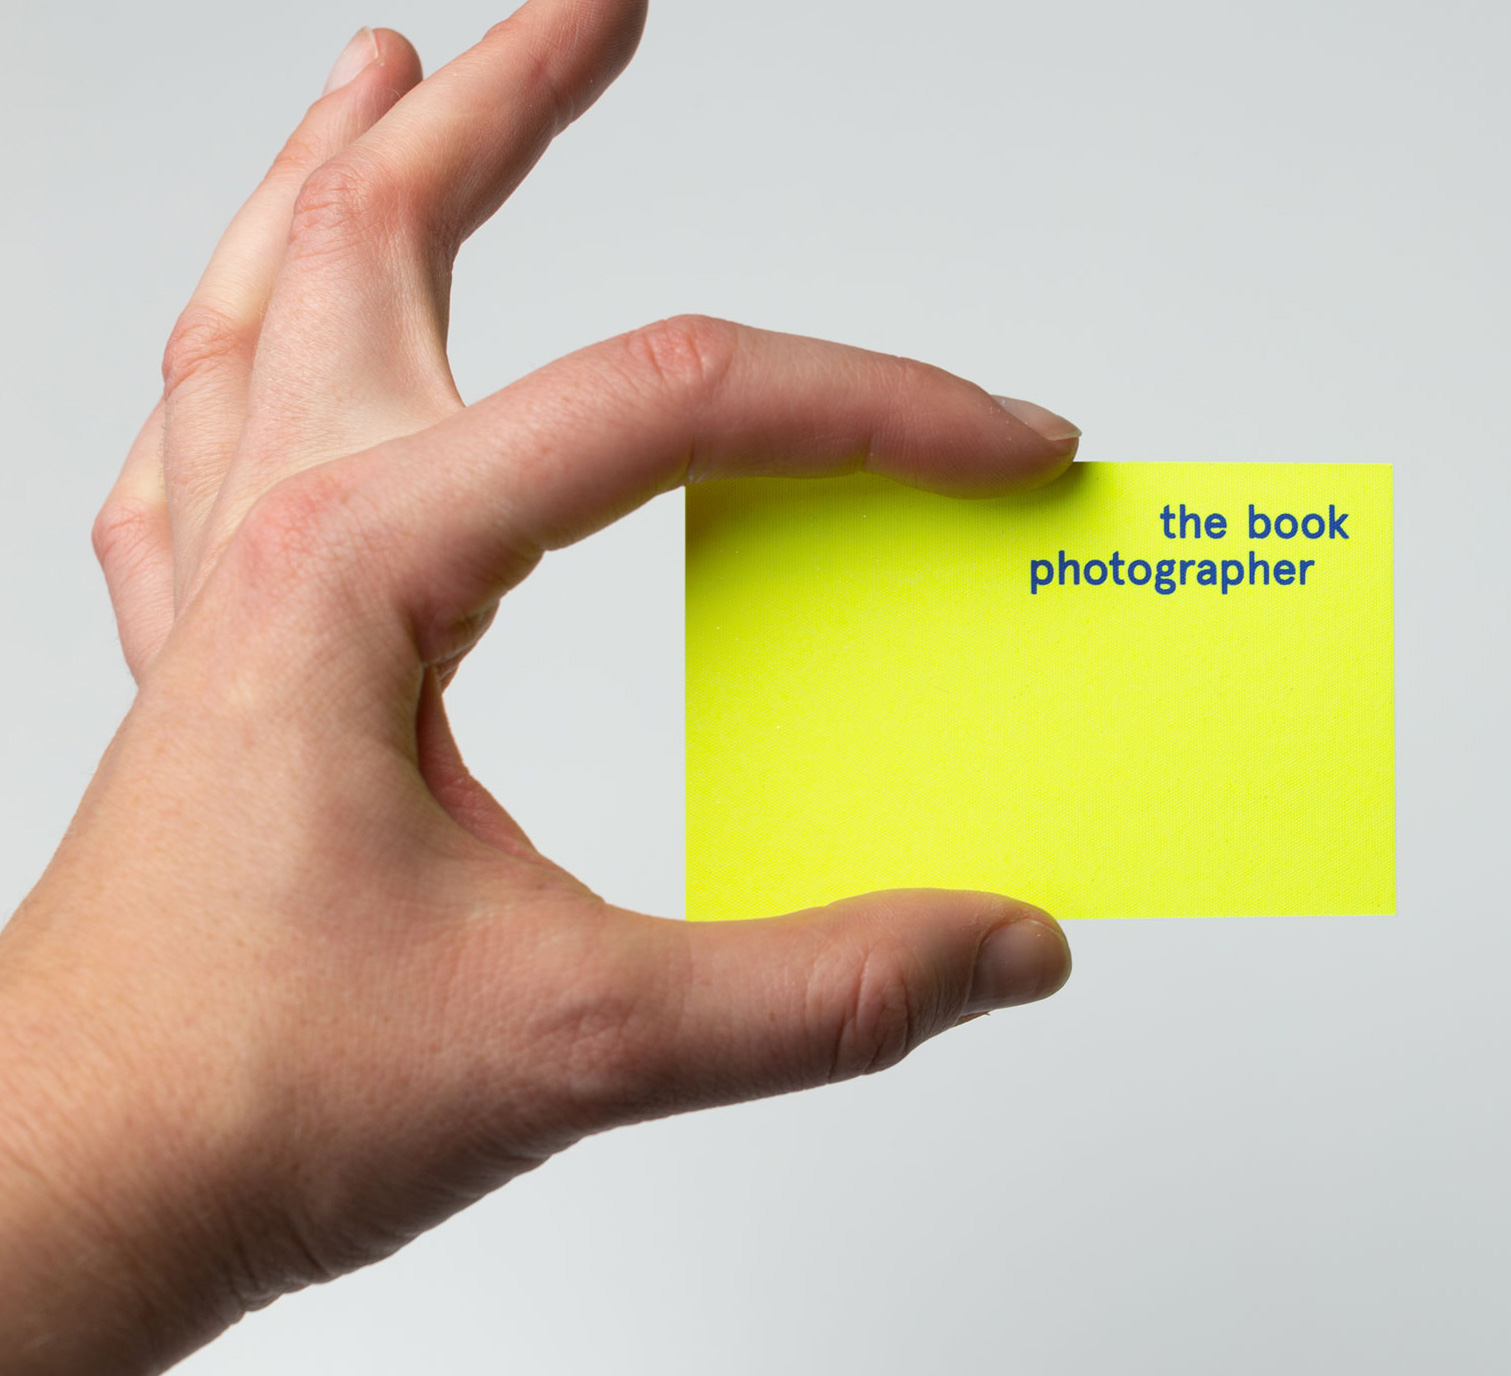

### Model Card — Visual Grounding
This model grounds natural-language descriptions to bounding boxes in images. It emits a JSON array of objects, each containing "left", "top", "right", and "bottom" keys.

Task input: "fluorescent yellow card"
[{"left": 686, "top": 462, "right": 1393, "bottom": 920}]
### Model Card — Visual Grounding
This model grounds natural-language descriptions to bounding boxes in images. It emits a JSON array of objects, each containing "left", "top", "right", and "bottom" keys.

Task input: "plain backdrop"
[{"left": 4, "top": 0, "right": 1509, "bottom": 1371}]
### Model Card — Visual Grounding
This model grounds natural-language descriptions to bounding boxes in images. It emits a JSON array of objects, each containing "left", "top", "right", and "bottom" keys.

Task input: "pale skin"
[{"left": 0, "top": 3, "right": 1080, "bottom": 1370}]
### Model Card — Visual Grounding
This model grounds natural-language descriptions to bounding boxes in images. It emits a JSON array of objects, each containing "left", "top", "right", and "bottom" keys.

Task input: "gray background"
[{"left": 4, "top": 0, "right": 1508, "bottom": 1370}]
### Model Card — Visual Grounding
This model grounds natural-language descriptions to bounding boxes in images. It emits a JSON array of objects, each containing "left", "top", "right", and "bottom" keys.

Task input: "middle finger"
[{"left": 209, "top": 0, "right": 649, "bottom": 542}]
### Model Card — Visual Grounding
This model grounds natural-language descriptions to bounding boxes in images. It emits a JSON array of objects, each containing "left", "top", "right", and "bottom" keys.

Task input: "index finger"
[{"left": 344, "top": 315, "right": 1080, "bottom": 669}]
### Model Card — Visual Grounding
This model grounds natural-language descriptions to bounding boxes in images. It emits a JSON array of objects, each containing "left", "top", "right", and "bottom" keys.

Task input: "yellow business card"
[{"left": 687, "top": 462, "right": 1393, "bottom": 920}]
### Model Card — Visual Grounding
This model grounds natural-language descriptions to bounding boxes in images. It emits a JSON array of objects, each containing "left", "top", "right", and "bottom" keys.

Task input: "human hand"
[{"left": 0, "top": 2, "right": 1077, "bottom": 1370}]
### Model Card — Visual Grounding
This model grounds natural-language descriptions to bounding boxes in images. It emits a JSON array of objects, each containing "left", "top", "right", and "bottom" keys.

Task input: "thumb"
[{"left": 628, "top": 891, "right": 1071, "bottom": 1113}]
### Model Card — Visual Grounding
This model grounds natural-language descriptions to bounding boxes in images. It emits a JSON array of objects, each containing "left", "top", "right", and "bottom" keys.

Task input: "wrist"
[{"left": 0, "top": 885, "right": 249, "bottom": 1373}]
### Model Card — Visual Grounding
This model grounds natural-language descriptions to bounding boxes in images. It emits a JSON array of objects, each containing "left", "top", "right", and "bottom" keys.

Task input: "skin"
[{"left": 0, "top": 3, "right": 1078, "bottom": 1370}]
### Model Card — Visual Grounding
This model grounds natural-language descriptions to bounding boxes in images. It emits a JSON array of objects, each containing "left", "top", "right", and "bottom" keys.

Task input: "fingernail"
[
  {"left": 323, "top": 27, "right": 379, "bottom": 95},
  {"left": 964, "top": 914, "right": 1071, "bottom": 1014},
  {"left": 991, "top": 395, "right": 1082, "bottom": 448}
]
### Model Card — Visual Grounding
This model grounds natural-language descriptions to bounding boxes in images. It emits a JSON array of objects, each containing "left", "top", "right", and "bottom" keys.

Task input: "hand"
[{"left": 0, "top": 3, "right": 1077, "bottom": 1370}]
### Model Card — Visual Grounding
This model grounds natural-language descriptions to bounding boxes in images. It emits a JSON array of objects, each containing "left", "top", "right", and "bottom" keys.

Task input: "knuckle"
[
  {"left": 825, "top": 941, "right": 930, "bottom": 1082},
  {"left": 230, "top": 468, "right": 361, "bottom": 595},
  {"left": 532, "top": 931, "right": 672, "bottom": 1130},
  {"left": 160, "top": 302, "right": 253, "bottom": 402},
  {"left": 481, "top": 15, "right": 518, "bottom": 44},
  {"left": 482, "top": 1, "right": 647, "bottom": 124},
  {"left": 620, "top": 314, "right": 739, "bottom": 405},
  {"left": 484, "top": 17, "right": 570, "bottom": 129},
  {"left": 265, "top": 127, "right": 331, "bottom": 189},
  {"left": 287, "top": 156, "right": 396, "bottom": 260},
  {"left": 887, "top": 351, "right": 941, "bottom": 397},
  {"left": 91, "top": 496, "right": 158, "bottom": 575}
]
